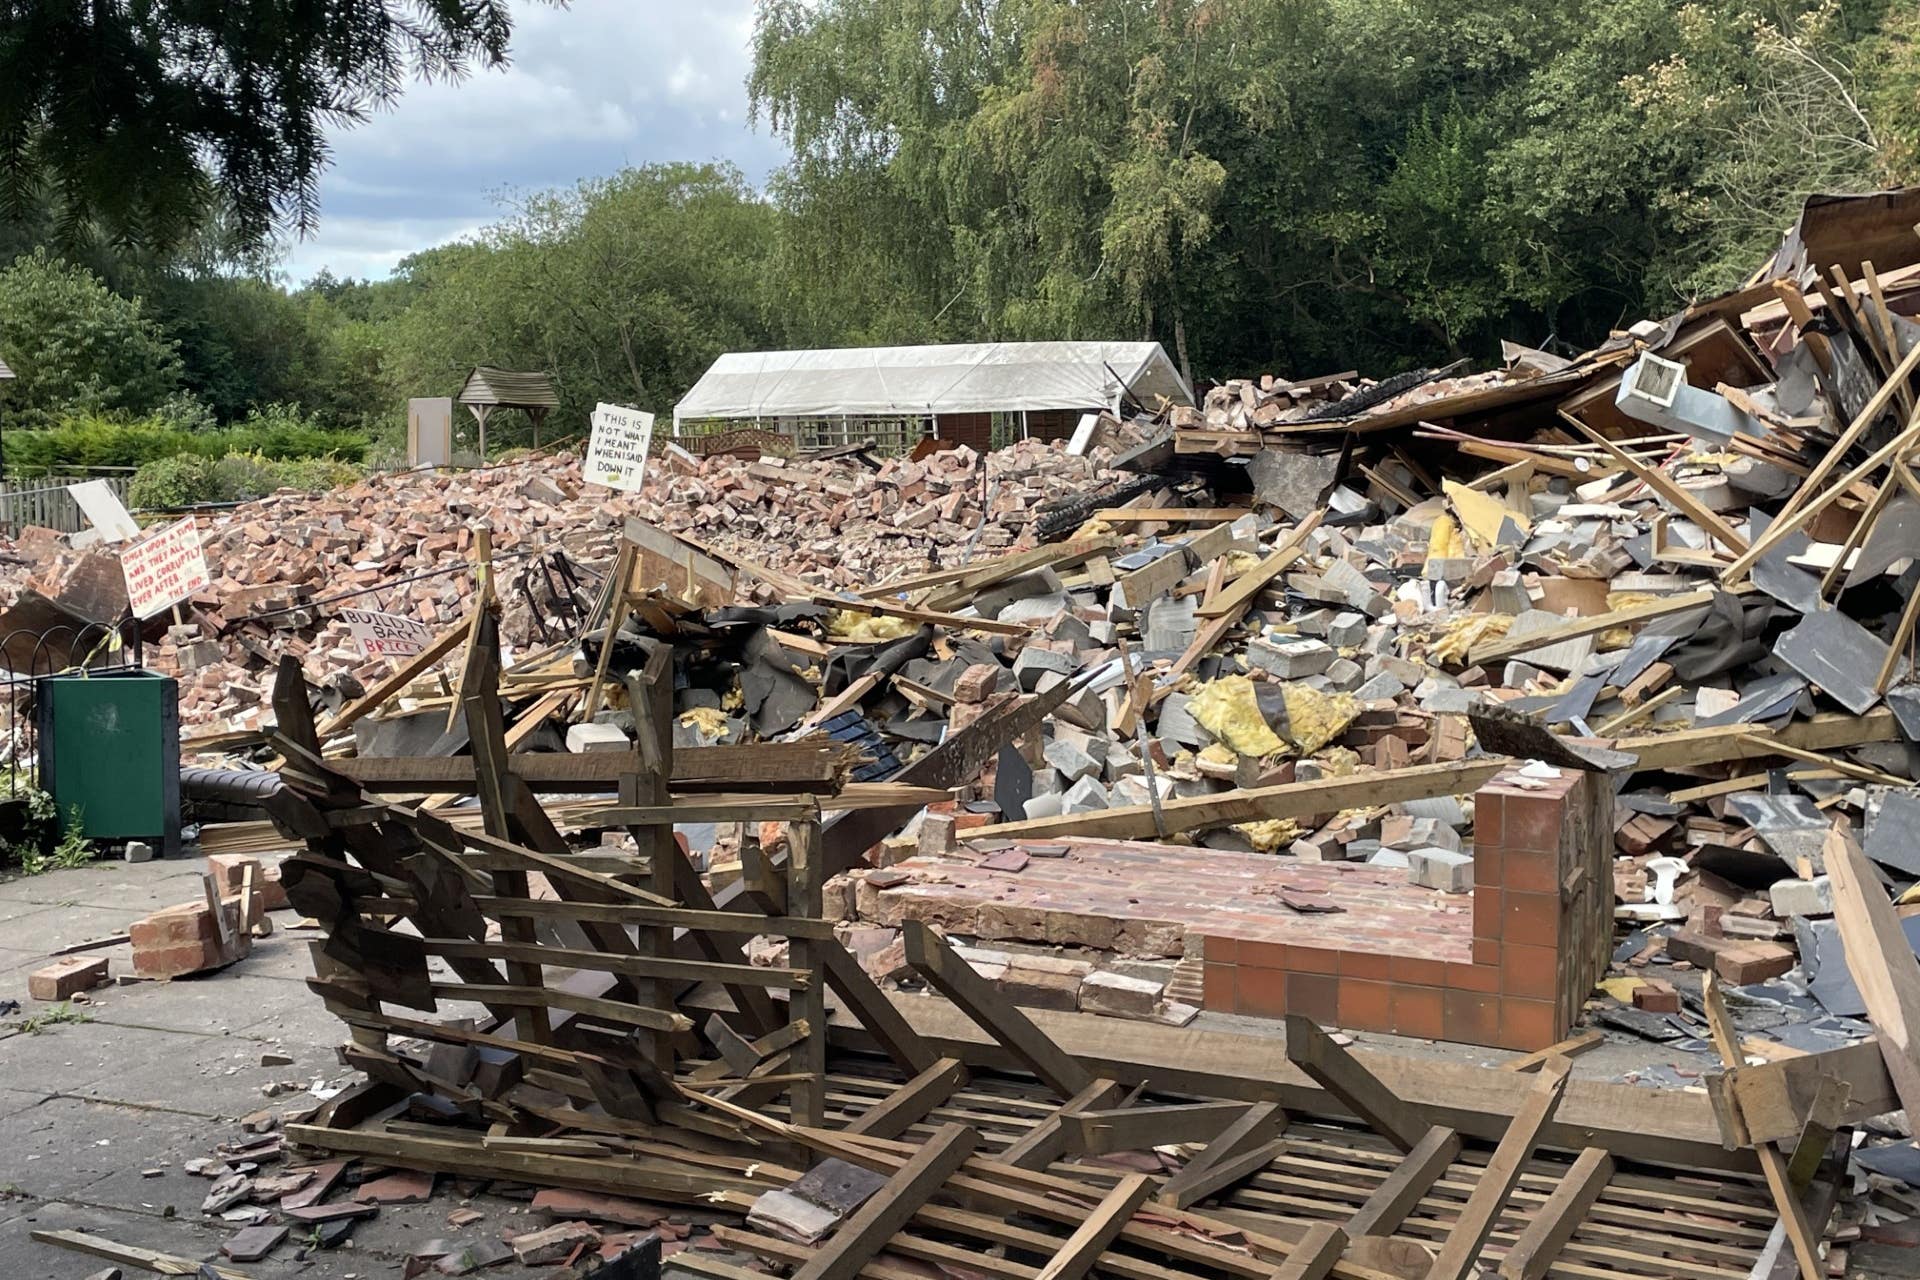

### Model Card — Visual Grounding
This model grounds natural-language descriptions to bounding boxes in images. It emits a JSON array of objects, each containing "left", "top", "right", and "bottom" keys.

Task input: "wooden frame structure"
[{"left": 266, "top": 607, "right": 1849, "bottom": 1280}]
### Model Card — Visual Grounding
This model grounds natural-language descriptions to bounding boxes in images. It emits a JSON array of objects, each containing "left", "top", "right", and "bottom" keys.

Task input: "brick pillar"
[{"left": 1469, "top": 764, "right": 1614, "bottom": 1049}]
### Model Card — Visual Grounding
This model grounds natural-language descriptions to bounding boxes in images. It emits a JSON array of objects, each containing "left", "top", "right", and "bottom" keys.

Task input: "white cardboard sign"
[
  {"left": 122, "top": 516, "right": 210, "bottom": 619},
  {"left": 67, "top": 479, "right": 141, "bottom": 542},
  {"left": 337, "top": 608, "right": 436, "bottom": 659},
  {"left": 585, "top": 402, "right": 655, "bottom": 492}
]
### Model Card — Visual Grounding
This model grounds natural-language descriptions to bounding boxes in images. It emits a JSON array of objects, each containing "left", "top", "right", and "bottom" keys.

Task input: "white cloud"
[{"left": 282, "top": 0, "right": 786, "bottom": 284}]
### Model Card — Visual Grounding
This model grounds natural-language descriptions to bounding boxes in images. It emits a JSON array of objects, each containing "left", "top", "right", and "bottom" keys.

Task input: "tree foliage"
[
  {"left": 380, "top": 163, "right": 782, "bottom": 443},
  {"left": 0, "top": 250, "right": 181, "bottom": 428},
  {"left": 0, "top": 0, "right": 557, "bottom": 253}
]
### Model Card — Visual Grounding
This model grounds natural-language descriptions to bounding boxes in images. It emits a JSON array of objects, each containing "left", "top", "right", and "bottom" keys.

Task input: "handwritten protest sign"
[
  {"left": 584, "top": 402, "right": 654, "bottom": 492},
  {"left": 337, "top": 608, "right": 436, "bottom": 659},
  {"left": 122, "top": 516, "right": 210, "bottom": 619}
]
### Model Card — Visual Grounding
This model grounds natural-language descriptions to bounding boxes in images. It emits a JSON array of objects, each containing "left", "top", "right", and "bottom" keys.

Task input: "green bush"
[
  {"left": 125, "top": 454, "right": 219, "bottom": 509},
  {"left": 127, "top": 450, "right": 366, "bottom": 508},
  {"left": 5, "top": 403, "right": 370, "bottom": 475}
]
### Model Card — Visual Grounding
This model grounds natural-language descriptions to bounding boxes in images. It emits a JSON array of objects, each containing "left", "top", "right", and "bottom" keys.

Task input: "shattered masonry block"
[
  {"left": 1325, "top": 612, "right": 1368, "bottom": 647},
  {"left": 130, "top": 899, "right": 251, "bottom": 978},
  {"left": 1078, "top": 970, "right": 1164, "bottom": 1020},
  {"left": 952, "top": 663, "right": 1003, "bottom": 704},
  {"left": 566, "top": 722, "right": 631, "bottom": 752},
  {"left": 1407, "top": 847, "right": 1474, "bottom": 894},
  {"left": 28, "top": 955, "right": 108, "bottom": 1001},
  {"left": 206, "top": 852, "right": 290, "bottom": 912},
  {"left": 1767, "top": 875, "right": 1833, "bottom": 918},
  {"left": 1042, "top": 736, "right": 1101, "bottom": 782},
  {"left": 1246, "top": 637, "right": 1335, "bottom": 680},
  {"left": 1061, "top": 776, "right": 1109, "bottom": 813},
  {"left": 917, "top": 812, "right": 960, "bottom": 858},
  {"left": 1013, "top": 646, "right": 1075, "bottom": 691}
]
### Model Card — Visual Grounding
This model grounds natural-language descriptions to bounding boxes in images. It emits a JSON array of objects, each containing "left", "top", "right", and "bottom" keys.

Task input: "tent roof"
[
  {"left": 0, "top": 355, "right": 13, "bottom": 380},
  {"left": 459, "top": 366, "right": 558, "bottom": 409},
  {"left": 674, "top": 341, "right": 1192, "bottom": 424}
]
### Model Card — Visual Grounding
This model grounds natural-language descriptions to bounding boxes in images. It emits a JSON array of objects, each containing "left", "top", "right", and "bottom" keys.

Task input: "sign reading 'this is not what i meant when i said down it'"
[
  {"left": 584, "top": 402, "right": 655, "bottom": 492},
  {"left": 121, "top": 515, "right": 212, "bottom": 619}
]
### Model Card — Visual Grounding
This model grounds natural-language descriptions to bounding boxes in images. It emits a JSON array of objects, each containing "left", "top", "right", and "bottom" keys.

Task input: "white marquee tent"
[{"left": 672, "top": 341, "right": 1192, "bottom": 431}]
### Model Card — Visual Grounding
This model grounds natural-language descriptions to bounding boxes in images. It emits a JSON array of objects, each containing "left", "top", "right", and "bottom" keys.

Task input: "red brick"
[
  {"left": 1444, "top": 989, "right": 1501, "bottom": 1043},
  {"left": 1498, "top": 997, "right": 1559, "bottom": 1050},
  {"left": 952, "top": 664, "right": 1001, "bottom": 704},
  {"left": 1206, "top": 936, "right": 1239, "bottom": 966},
  {"left": 129, "top": 901, "right": 218, "bottom": 948},
  {"left": 1203, "top": 962, "right": 1235, "bottom": 1007},
  {"left": 1390, "top": 986, "right": 1445, "bottom": 1040},
  {"left": 1473, "top": 888, "right": 1503, "bottom": 940},
  {"left": 1337, "top": 978, "right": 1392, "bottom": 1030},
  {"left": 1502, "top": 892, "right": 1561, "bottom": 948},
  {"left": 1473, "top": 845, "right": 1504, "bottom": 888},
  {"left": 1336, "top": 950, "right": 1391, "bottom": 981},
  {"left": 1715, "top": 942, "right": 1794, "bottom": 985},
  {"left": 1238, "top": 938, "right": 1286, "bottom": 970},
  {"left": 1285, "top": 973, "right": 1339, "bottom": 1025},
  {"left": 1236, "top": 967, "right": 1288, "bottom": 1019},
  {"left": 1288, "top": 945, "right": 1342, "bottom": 975},
  {"left": 1633, "top": 980, "right": 1681, "bottom": 1013},
  {"left": 1500, "top": 943, "right": 1558, "bottom": 1000},
  {"left": 1473, "top": 793, "right": 1504, "bottom": 848},
  {"left": 1388, "top": 954, "right": 1449, "bottom": 988},
  {"left": 1472, "top": 938, "right": 1501, "bottom": 967},
  {"left": 1500, "top": 849, "right": 1558, "bottom": 894},
  {"left": 28, "top": 955, "right": 108, "bottom": 1001},
  {"left": 1502, "top": 791, "right": 1566, "bottom": 855},
  {"left": 1447, "top": 961, "right": 1501, "bottom": 993}
]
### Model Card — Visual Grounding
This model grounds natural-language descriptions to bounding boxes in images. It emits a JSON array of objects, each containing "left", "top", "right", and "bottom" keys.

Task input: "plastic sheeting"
[{"left": 672, "top": 341, "right": 1192, "bottom": 427}]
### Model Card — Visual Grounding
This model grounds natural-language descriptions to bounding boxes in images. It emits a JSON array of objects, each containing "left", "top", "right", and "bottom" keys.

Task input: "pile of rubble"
[{"left": 0, "top": 437, "right": 1124, "bottom": 734}]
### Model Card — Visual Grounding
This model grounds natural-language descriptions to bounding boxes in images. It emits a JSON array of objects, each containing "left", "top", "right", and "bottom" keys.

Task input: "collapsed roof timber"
[{"left": 19, "top": 185, "right": 1920, "bottom": 1279}]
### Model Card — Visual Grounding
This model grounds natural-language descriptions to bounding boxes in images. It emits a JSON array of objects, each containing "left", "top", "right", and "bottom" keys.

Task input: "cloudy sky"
[{"left": 280, "top": 0, "right": 786, "bottom": 283}]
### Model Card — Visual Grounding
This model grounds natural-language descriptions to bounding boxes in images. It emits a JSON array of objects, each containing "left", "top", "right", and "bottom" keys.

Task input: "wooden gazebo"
[{"left": 457, "top": 366, "right": 559, "bottom": 455}]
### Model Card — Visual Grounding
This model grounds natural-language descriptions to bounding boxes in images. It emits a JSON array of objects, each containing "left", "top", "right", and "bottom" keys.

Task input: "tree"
[
  {"left": 0, "top": 0, "right": 559, "bottom": 253},
  {"left": 380, "top": 164, "right": 782, "bottom": 446},
  {"left": 0, "top": 250, "right": 181, "bottom": 428}
]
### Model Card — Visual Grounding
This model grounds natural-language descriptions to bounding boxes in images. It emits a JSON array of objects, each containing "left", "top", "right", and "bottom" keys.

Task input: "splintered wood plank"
[
  {"left": 819, "top": 938, "right": 938, "bottom": 1075},
  {"left": 1032, "top": 1173, "right": 1154, "bottom": 1280},
  {"left": 1702, "top": 972, "right": 1827, "bottom": 1280},
  {"left": 788, "top": 818, "right": 828, "bottom": 1128},
  {"left": 1156, "top": 1101, "right": 1288, "bottom": 1208},
  {"left": 1826, "top": 825, "right": 1920, "bottom": 1118},
  {"left": 904, "top": 921, "right": 1094, "bottom": 1098},
  {"left": 1497, "top": 1147, "right": 1614, "bottom": 1280},
  {"left": 1060, "top": 1101, "right": 1252, "bottom": 1155},
  {"left": 1197, "top": 510, "right": 1323, "bottom": 618},
  {"left": 1424, "top": 1057, "right": 1572, "bottom": 1280},
  {"left": 1499, "top": 1029, "right": 1604, "bottom": 1073},
  {"left": 793, "top": 1122, "right": 978, "bottom": 1280},
  {"left": 1343, "top": 1125, "right": 1461, "bottom": 1237},
  {"left": 845, "top": 1057, "right": 971, "bottom": 1139},
  {"left": 1155, "top": 1138, "right": 1286, "bottom": 1211},
  {"left": 1283, "top": 1016, "right": 1428, "bottom": 1152},
  {"left": 999, "top": 1077, "right": 1123, "bottom": 1170},
  {"left": 1270, "top": 1222, "right": 1349, "bottom": 1280}
]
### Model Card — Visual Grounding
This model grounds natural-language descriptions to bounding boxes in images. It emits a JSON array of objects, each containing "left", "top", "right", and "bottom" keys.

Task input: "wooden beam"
[
  {"left": 1154, "top": 1138, "right": 1286, "bottom": 1211},
  {"left": 1564, "top": 418, "right": 1748, "bottom": 552},
  {"left": 792, "top": 1123, "right": 978, "bottom": 1280},
  {"left": 1060, "top": 1101, "right": 1252, "bottom": 1155},
  {"left": 1471, "top": 588, "right": 1719, "bottom": 665},
  {"left": 999, "top": 1077, "right": 1123, "bottom": 1170},
  {"left": 32, "top": 1229, "right": 254, "bottom": 1280},
  {"left": 968, "top": 712, "right": 1900, "bottom": 843},
  {"left": 844, "top": 1057, "right": 970, "bottom": 1140},
  {"left": 818, "top": 939, "right": 940, "bottom": 1077},
  {"left": 1825, "top": 824, "right": 1920, "bottom": 1119},
  {"left": 1033, "top": 1174, "right": 1154, "bottom": 1280},
  {"left": 1197, "top": 511, "right": 1323, "bottom": 618},
  {"left": 904, "top": 920, "right": 1094, "bottom": 1098},
  {"left": 1283, "top": 1016, "right": 1428, "bottom": 1153},
  {"left": 1499, "top": 1029, "right": 1604, "bottom": 1073},
  {"left": 315, "top": 615, "right": 470, "bottom": 736},
  {"left": 1497, "top": 1148, "right": 1614, "bottom": 1280},
  {"left": 1425, "top": 1057, "right": 1573, "bottom": 1280},
  {"left": 1271, "top": 1223, "right": 1349, "bottom": 1280},
  {"left": 1155, "top": 1101, "right": 1287, "bottom": 1208},
  {"left": 1343, "top": 1125, "right": 1461, "bottom": 1237}
]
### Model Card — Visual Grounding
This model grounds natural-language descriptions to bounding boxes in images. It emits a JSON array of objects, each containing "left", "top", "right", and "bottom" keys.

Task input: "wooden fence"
[{"left": 0, "top": 473, "right": 134, "bottom": 534}]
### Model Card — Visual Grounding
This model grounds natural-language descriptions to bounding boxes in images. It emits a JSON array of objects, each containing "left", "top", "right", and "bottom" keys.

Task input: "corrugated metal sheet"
[{"left": 457, "top": 366, "right": 557, "bottom": 409}]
